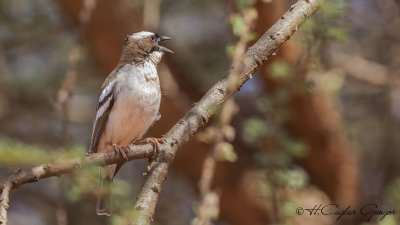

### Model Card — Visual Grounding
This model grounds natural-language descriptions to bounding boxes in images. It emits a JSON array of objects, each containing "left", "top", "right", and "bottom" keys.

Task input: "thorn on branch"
[
  {"left": 255, "top": 58, "right": 262, "bottom": 66},
  {"left": 201, "top": 114, "right": 208, "bottom": 125}
]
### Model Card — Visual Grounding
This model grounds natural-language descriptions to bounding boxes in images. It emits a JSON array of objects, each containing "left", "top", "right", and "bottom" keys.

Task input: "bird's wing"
[{"left": 89, "top": 73, "right": 118, "bottom": 154}]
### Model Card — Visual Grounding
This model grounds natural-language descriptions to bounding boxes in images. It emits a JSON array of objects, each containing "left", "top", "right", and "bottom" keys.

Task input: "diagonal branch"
[
  {"left": 133, "top": 0, "right": 325, "bottom": 224},
  {"left": 0, "top": 0, "right": 324, "bottom": 224},
  {"left": 0, "top": 183, "right": 10, "bottom": 225}
]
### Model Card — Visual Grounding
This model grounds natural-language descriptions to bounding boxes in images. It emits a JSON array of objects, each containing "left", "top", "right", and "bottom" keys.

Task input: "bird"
[{"left": 88, "top": 31, "right": 173, "bottom": 216}]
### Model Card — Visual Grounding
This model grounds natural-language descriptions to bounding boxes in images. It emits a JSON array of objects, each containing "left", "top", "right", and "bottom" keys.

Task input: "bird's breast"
[{"left": 103, "top": 63, "right": 161, "bottom": 147}]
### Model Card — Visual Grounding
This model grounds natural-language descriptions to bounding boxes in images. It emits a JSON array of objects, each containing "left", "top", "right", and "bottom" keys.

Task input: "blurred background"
[{"left": 0, "top": 0, "right": 400, "bottom": 224}]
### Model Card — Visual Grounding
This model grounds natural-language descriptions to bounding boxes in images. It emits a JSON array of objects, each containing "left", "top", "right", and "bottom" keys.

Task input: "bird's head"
[{"left": 120, "top": 31, "right": 173, "bottom": 65}]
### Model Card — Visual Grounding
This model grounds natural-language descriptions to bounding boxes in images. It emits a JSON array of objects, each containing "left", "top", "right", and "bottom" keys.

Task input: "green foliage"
[
  {"left": 110, "top": 208, "right": 140, "bottom": 225},
  {"left": 326, "top": 26, "right": 347, "bottom": 42},
  {"left": 254, "top": 151, "right": 292, "bottom": 168},
  {"left": 64, "top": 164, "right": 135, "bottom": 223},
  {"left": 255, "top": 97, "right": 273, "bottom": 114},
  {"left": 215, "top": 141, "right": 237, "bottom": 162},
  {"left": 280, "top": 200, "right": 299, "bottom": 218},
  {"left": 242, "top": 117, "right": 269, "bottom": 144},
  {"left": 272, "top": 169, "right": 308, "bottom": 189},
  {"left": 256, "top": 176, "right": 273, "bottom": 197},
  {"left": 299, "top": 0, "right": 348, "bottom": 47},
  {"left": 282, "top": 138, "right": 308, "bottom": 158},
  {"left": 236, "top": 0, "right": 251, "bottom": 9},
  {"left": 225, "top": 43, "right": 236, "bottom": 57},
  {"left": 320, "top": 0, "right": 347, "bottom": 19},
  {"left": 268, "top": 60, "right": 295, "bottom": 80},
  {"left": 229, "top": 14, "right": 246, "bottom": 36},
  {"left": 384, "top": 178, "right": 400, "bottom": 210},
  {"left": 246, "top": 32, "right": 257, "bottom": 42},
  {"left": 64, "top": 165, "right": 98, "bottom": 203},
  {"left": 299, "top": 80, "right": 315, "bottom": 94},
  {"left": 379, "top": 216, "right": 397, "bottom": 225},
  {"left": 0, "top": 137, "right": 85, "bottom": 165}
]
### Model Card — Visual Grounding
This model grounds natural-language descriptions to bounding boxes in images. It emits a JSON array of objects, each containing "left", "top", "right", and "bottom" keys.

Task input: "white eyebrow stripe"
[{"left": 129, "top": 31, "right": 154, "bottom": 39}]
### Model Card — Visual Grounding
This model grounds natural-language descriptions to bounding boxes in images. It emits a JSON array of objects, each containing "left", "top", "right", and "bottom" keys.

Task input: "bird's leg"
[
  {"left": 132, "top": 138, "right": 165, "bottom": 173},
  {"left": 133, "top": 138, "right": 166, "bottom": 156},
  {"left": 112, "top": 144, "right": 128, "bottom": 161}
]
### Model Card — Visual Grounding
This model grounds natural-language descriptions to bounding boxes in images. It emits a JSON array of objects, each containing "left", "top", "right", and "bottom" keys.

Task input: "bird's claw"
[
  {"left": 133, "top": 137, "right": 165, "bottom": 157},
  {"left": 112, "top": 144, "right": 128, "bottom": 161}
]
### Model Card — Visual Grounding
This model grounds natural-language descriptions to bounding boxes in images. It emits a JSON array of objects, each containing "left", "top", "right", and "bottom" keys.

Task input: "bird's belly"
[{"left": 99, "top": 80, "right": 161, "bottom": 151}]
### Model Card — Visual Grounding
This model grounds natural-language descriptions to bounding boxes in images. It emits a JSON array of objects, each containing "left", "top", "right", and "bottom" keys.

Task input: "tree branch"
[
  {"left": 0, "top": 183, "right": 10, "bottom": 225},
  {"left": 0, "top": 0, "right": 324, "bottom": 224},
  {"left": 0, "top": 145, "right": 155, "bottom": 190},
  {"left": 133, "top": 0, "right": 325, "bottom": 224}
]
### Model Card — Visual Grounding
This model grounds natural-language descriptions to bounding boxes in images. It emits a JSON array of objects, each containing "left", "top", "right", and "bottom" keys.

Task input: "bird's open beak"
[
  {"left": 159, "top": 36, "right": 172, "bottom": 41},
  {"left": 158, "top": 36, "right": 173, "bottom": 53}
]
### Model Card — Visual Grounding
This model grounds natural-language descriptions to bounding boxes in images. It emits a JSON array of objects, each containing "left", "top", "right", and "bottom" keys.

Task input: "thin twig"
[
  {"left": 0, "top": 183, "right": 10, "bottom": 225},
  {"left": 327, "top": 47, "right": 393, "bottom": 86},
  {"left": 55, "top": 1, "right": 96, "bottom": 224},
  {"left": 55, "top": 0, "right": 96, "bottom": 143}
]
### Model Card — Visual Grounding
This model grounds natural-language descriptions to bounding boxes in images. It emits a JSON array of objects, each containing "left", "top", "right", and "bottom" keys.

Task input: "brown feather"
[{"left": 89, "top": 91, "right": 115, "bottom": 153}]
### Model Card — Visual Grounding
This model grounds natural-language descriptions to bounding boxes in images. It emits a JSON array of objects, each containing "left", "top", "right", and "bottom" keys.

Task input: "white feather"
[
  {"left": 99, "top": 80, "right": 115, "bottom": 104},
  {"left": 129, "top": 31, "right": 154, "bottom": 40},
  {"left": 95, "top": 97, "right": 112, "bottom": 120}
]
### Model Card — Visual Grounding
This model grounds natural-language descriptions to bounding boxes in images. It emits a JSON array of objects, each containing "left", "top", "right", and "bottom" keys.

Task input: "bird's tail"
[{"left": 96, "top": 164, "right": 116, "bottom": 216}]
